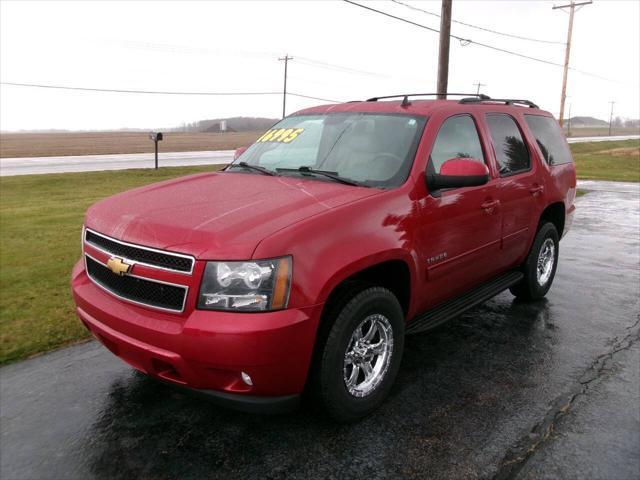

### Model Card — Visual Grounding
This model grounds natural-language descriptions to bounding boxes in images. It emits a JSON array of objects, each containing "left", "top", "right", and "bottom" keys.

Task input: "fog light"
[{"left": 241, "top": 371, "right": 253, "bottom": 386}]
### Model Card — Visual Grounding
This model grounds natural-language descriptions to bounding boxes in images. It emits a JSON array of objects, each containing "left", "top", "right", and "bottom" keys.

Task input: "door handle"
[
  {"left": 481, "top": 199, "right": 500, "bottom": 214},
  {"left": 530, "top": 185, "right": 544, "bottom": 197}
]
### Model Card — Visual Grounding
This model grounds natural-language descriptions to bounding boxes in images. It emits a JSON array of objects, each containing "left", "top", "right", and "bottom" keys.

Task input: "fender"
[
  {"left": 314, "top": 248, "right": 419, "bottom": 319},
  {"left": 252, "top": 188, "right": 421, "bottom": 313}
]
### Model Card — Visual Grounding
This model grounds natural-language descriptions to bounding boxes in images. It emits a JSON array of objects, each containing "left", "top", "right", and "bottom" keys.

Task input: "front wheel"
[
  {"left": 313, "top": 286, "right": 405, "bottom": 423},
  {"left": 510, "top": 222, "right": 559, "bottom": 300}
]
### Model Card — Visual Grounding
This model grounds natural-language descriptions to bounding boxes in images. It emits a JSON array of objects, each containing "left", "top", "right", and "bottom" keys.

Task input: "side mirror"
[
  {"left": 233, "top": 147, "right": 249, "bottom": 160},
  {"left": 234, "top": 146, "right": 248, "bottom": 160},
  {"left": 426, "top": 157, "right": 489, "bottom": 191}
]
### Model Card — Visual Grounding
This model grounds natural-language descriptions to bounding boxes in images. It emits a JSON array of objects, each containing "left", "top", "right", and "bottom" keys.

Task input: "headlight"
[{"left": 197, "top": 257, "right": 292, "bottom": 311}]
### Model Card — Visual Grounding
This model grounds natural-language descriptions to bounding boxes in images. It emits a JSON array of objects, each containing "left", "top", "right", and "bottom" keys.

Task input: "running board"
[{"left": 406, "top": 270, "right": 523, "bottom": 334}]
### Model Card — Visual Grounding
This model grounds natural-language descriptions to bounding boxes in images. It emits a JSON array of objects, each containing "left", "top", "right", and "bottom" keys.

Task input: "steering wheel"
[{"left": 368, "top": 152, "right": 403, "bottom": 180}]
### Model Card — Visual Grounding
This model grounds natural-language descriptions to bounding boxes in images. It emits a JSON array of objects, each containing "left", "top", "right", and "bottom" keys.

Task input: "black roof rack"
[
  {"left": 459, "top": 97, "right": 539, "bottom": 108},
  {"left": 362, "top": 93, "right": 538, "bottom": 109},
  {"left": 366, "top": 93, "right": 490, "bottom": 102}
]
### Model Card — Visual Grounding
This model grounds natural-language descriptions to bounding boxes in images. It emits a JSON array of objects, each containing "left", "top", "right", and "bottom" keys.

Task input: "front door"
[{"left": 415, "top": 114, "right": 503, "bottom": 311}]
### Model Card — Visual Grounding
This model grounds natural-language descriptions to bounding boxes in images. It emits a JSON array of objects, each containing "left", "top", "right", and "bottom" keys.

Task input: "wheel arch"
[
  {"left": 539, "top": 201, "right": 565, "bottom": 237},
  {"left": 317, "top": 254, "right": 415, "bottom": 322}
]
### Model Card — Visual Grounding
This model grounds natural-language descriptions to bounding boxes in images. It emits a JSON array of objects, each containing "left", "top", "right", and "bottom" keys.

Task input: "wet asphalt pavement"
[{"left": 1, "top": 180, "right": 639, "bottom": 480}]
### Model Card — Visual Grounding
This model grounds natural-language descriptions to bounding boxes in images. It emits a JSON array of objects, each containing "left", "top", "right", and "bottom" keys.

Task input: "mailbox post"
[{"left": 149, "top": 132, "right": 163, "bottom": 169}]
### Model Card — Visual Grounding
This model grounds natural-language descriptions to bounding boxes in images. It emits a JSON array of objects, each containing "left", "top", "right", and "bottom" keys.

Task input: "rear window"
[{"left": 524, "top": 115, "right": 573, "bottom": 165}]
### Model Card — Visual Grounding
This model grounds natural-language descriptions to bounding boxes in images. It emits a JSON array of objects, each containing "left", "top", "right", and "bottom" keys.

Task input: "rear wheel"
[
  {"left": 510, "top": 222, "right": 559, "bottom": 300},
  {"left": 312, "top": 286, "right": 405, "bottom": 423}
]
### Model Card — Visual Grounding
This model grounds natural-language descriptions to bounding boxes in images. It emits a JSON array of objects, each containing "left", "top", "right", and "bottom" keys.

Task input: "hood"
[{"left": 86, "top": 171, "right": 380, "bottom": 259}]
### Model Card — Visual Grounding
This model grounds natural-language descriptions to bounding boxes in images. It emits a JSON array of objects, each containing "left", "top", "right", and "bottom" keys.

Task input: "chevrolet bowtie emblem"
[{"left": 107, "top": 256, "right": 132, "bottom": 276}]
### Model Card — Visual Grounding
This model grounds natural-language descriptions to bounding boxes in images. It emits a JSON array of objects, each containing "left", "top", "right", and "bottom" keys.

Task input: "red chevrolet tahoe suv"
[{"left": 71, "top": 94, "right": 576, "bottom": 422}]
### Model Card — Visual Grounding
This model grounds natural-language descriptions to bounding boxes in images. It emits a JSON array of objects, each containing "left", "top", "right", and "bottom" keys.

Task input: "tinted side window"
[
  {"left": 524, "top": 115, "right": 573, "bottom": 165},
  {"left": 429, "top": 115, "right": 485, "bottom": 173},
  {"left": 486, "top": 114, "right": 530, "bottom": 176}
]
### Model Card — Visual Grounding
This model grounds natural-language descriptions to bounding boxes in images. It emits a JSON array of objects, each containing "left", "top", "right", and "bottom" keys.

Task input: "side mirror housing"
[
  {"left": 426, "top": 157, "right": 489, "bottom": 191},
  {"left": 234, "top": 146, "right": 248, "bottom": 160}
]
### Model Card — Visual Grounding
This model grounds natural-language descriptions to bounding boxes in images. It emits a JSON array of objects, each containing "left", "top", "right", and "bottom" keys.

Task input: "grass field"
[
  {"left": 564, "top": 126, "right": 639, "bottom": 138},
  {"left": 0, "top": 165, "right": 217, "bottom": 364},
  {"left": 572, "top": 139, "right": 640, "bottom": 182},
  {"left": 0, "top": 140, "right": 638, "bottom": 364},
  {"left": 0, "top": 131, "right": 262, "bottom": 158}
]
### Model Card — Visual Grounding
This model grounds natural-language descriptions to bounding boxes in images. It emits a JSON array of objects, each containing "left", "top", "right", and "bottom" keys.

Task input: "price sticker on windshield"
[{"left": 256, "top": 128, "right": 304, "bottom": 144}]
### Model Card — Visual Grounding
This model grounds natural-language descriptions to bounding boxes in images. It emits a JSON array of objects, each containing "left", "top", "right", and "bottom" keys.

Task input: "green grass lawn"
[
  {"left": 0, "top": 140, "right": 638, "bottom": 364},
  {"left": 0, "top": 166, "right": 216, "bottom": 364},
  {"left": 571, "top": 139, "right": 639, "bottom": 182}
]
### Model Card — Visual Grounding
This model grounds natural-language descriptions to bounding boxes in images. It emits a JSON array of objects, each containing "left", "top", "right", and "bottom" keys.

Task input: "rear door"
[
  {"left": 483, "top": 113, "right": 543, "bottom": 268},
  {"left": 523, "top": 114, "right": 577, "bottom": 237},
  {"left": 415, "top": 114, "right": 503, "bottom": 309}
]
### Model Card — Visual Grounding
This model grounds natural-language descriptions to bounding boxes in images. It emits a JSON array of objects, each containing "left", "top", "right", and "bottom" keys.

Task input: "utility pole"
[
  {"left": 567, "top": 101, "right": 572, "bottom": 137},
  {"left": 436, "top": 0, "right": 452, "bottom": 99},
  {"left": 473, "top": 81, "right": 486, "bottom": 96},
  {"left": 278, "top": 54, "right": 293, "bottom": 118},
  {"left": 608, "top": 101, "right": 616, "bottom": 136},
  {"left": 553, "top": 0, "right": 592, "bottom": 127}
]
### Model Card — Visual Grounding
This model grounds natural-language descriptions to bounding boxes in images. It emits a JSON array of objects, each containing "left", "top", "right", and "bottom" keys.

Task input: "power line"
[
  {"left": 114, "top": 38, "right": 393, "bottom": 81},
  {"left": 345, "top": 0, "right": 442, "bottom": 33},
  {"left": 0, "top": 82, "right": 280, "bottom": 96},
  {"left": 289, "top": 92, "right": 342, "bottom": 103},
  {"left": 295, "top": 56, "right": 390, "bottom": 78},
  {"left": 343, "top": 0, "right": 560, "bottom": 66},
  {"left": 342, "top": 0, "right": 615, "bottom": 82},
  {"left": 390, "top": 0, "right": 565, "bottom": 45},
  {"left": 0, "top": 82, "right": 343, "bottom": 103},
  {"left": 115, "top": 38, "right": 392, "bottom": 80},
  {"left": 295, "top": 59, "right": 433, "bottom": 86},
  {"left": 110, "top": 38, "right": 427, "bottom": 85}
]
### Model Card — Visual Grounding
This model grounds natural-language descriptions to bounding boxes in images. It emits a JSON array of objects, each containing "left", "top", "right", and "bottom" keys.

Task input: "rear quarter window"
[{"left": 524, "top": 115, "right": 573, "bottom": 165}]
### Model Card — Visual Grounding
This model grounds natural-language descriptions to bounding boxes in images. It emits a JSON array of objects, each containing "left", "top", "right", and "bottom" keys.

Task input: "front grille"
[
  {"left": 86, "top": 256, "right": 187, "bottom": 312},
  {"left": 85, "top": 229, "right": 194, "bottom": 273}
]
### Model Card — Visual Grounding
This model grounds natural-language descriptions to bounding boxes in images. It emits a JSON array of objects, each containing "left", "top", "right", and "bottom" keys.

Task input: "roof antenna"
[{"left": 401, "top": 95, "right": 411, "bottom": 107}]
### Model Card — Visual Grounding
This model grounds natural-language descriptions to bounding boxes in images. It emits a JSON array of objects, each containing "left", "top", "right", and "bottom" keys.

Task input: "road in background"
[
  {"left": 0, "top": 150, "right": 234, "bottom": 176},
  {"left": 1, "top": 135, "right": 637, "bottom": 177},
  {"left": 1, "top": 181, "right": 638, "bottom": 479},
  {"left": 566, "top": 134, "right": 639, "bottom": 143}
]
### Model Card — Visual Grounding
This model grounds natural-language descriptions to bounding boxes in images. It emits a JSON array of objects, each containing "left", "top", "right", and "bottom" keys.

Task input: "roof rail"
[
  {"left": 459, "top": 97, "right": 539, "bottom": 108},
  {"left": 366, "top": 93, "right": 490, "bottom": 102}
]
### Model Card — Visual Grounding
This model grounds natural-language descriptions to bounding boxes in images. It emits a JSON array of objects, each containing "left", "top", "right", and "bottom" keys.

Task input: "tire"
[
  {"left": 311, "top": 286, "right": 405, "bottom": 423},
  {"left": 510, "top": 222, "right": 559, "bottom": 300}
]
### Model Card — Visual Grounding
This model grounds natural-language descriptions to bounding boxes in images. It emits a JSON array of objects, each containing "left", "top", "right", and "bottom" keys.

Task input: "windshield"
[{"left": 230, "top": 113, "right": 427, "bottom": 188}]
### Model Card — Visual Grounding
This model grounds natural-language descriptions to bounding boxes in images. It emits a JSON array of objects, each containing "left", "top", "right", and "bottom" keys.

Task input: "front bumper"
[{"left": 71, "top": 260, "right": 322, "bottom": 411}]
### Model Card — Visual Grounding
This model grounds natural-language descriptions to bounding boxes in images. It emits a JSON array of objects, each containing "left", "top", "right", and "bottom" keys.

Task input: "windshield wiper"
[
  {"left": 229, "top": 161, "right": 277, "bottom": 176},
  {"left": 276, "top": 166, "right": 363, "bottom": 187}
]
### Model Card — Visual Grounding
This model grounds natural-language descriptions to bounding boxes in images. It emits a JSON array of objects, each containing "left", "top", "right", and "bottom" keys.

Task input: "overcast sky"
[{"left": 1, "top": 0, "right": 638, "bottom": 131}]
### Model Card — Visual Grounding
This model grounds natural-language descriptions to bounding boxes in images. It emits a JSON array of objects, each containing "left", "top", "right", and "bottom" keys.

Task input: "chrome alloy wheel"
[
  {"left": 343, "top": 314, "right": 394, "bottom": 398},
  {"left": 537, "top": 238, "right": 555, "bottom": 286}
]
